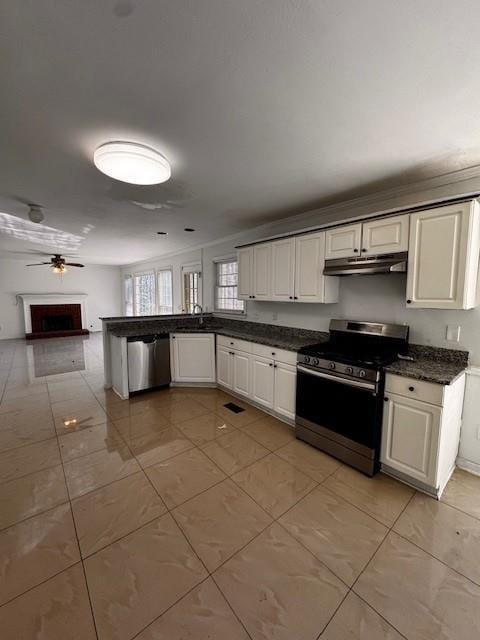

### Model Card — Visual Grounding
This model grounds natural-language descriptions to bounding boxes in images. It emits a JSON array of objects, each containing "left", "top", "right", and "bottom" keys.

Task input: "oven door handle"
[{"left": 297, "top": 365, "right": 377, "bottom": 392}]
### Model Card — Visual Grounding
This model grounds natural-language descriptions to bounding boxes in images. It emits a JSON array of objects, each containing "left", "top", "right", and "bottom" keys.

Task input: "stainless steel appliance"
[
  {"left": 323, "top": 252, "right": 407, "bottom": 276},
  {"left": 127, "top": 334, "right": 171, "bottom": 393},
  {"left": 295, "top": 319, "right": 409, "bottom": 476}
]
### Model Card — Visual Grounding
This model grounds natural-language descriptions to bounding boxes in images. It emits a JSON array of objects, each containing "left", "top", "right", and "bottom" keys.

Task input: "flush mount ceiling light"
[{"left": 93, "top": 141, "right": 171, "bottom": 185}]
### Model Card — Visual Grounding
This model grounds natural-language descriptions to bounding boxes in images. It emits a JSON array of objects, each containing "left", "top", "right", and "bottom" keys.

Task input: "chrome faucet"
[{"left": 192, "top": 303, "right": 204, "bottom": 325}]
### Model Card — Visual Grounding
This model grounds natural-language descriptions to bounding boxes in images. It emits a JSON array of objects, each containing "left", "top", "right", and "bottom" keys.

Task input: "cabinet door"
[
  {"left": 406, "top": 201, "right": 480, "bottom": 309},
  {"left": 232, "top": 351, "right": 251, "bottom": 397},
  {"left": 251, "top": 355, "right": 274, "bottom": 409},
  {"left": 274, "top": 362, "right": 296, "bottom": 421},
  {"left": 216, "top": 346, "right": 232, "bottom": 389},
  {"left": 237, "top": 247, "right": 254, "bottom": 300},
  {"left": 253, "top": 243, "right": 272, "bottom": 300},
  {"left": 294, "top": 232, "right": 339, "bottom": 303},
  {"left": 325, "top": 223, "right": 362, "bottom": 259},
  {"left": 361, "top": 214, "right": 409, "bottom": 256},
  {"left": 381, "top": 393, "right": 441, "bottom": 486},
  {"left": 171, "top": 334, "right": 216, "bottom": 383},
  {"left": 271, "top": 238, "right": 295, "bottom": 301}
]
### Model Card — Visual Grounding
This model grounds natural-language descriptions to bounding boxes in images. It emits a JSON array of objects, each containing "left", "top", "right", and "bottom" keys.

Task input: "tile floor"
[{"left": 0, "top": 333, "right": 480, "bottom": 639}]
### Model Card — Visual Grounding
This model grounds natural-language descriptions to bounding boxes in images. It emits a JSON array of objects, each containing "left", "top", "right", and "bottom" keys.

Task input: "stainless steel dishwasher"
[{"left": 127, "top": 334, "right": 171, "bottom": 393}]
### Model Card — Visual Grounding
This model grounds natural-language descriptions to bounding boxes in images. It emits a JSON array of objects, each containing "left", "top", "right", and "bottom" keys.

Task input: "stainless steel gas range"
[{"left": 295, "top": 319, "right": 409, "bottom": 476}]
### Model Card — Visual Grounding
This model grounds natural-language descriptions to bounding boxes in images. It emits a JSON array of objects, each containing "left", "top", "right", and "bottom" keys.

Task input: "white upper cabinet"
[
  {"left": 271, "top": 238, "right": 295, "bottom": 301},
  {"left": 325, "top": 223, "right": 362, "bottom": 259},
  {"left": 406, "top": 201, "right": 480, "bottom": 309},
  {"left": 294, "top": 232, "right": 339, "bottom": 303},
  {"left": 237, "top": 247, "right": 254, "bottom": 300},
  {"left": 361, "top": 214, "right": 409, "bottom": 256},
  {"left": 253, "top": 244, "right": 272, "bottom": 300}
]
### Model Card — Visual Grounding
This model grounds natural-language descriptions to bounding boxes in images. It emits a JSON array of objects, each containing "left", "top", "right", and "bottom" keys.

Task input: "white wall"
[{"left": 0, "top": 258, "right": 122, "bottom": 338}]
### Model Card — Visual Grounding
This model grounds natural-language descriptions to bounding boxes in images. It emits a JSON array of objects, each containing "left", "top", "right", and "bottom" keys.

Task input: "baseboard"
[{"left": 456, "top": 457, "right": 480, "bottom": 477}]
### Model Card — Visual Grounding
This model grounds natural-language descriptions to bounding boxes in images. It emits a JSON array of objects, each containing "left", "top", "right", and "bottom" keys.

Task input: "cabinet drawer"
[
  {"left": 217, "top": 335, "right": 252, "bottom": 353},
  {"left": 251, "top": 343, "right": 297, "bottom": 365},
  {"left": 385, "top": 374, "right": 444, "bottom": 406}
]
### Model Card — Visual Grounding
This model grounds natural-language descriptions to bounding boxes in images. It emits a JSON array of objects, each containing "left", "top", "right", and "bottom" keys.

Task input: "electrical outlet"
[{"left": 446, "top": 325, "right": 461, "bottom": 342}]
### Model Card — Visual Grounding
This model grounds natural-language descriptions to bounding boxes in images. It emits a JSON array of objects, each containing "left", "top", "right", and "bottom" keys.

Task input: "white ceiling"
[{"left": 2, "top": 0, "right": 480, "bottom": 265}]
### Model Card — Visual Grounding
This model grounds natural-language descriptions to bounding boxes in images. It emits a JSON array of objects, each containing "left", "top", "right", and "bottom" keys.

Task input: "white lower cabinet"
[
  {"left": 232, "top": 350, "right": 251, "bottom": 398},
  {"left": 381, "top": 372, "right": 465, "bottom": 497},
  {"left": 251, "top": 355, "right": 275, "bottom": 409},
  {"left": 273, "top": 362, "right": 297, "bottom": 420},
  {"left": 171, "top": 333, "right": 216, "bottom": 383},
  {"left": 216, "top": 346, "right": 232, "bottom": 389}
]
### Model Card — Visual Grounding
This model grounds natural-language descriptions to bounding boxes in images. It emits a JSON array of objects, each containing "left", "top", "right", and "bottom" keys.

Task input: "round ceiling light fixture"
[{"left": 93, "top": 141, "right": 171, "bottom": 185}]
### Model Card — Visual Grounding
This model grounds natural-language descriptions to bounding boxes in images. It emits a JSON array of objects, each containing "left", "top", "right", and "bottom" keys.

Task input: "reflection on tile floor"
[{"left": 1, "top": 333, "right": 480, "bottom": 639}]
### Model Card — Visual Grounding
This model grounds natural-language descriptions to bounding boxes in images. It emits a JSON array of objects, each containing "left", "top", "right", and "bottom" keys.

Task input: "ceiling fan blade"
[
  {"left": 65, "top": 263, "right": 85, "bottom": 267},
  {"left": 26, "top": 263, "right": 51, "bottom": 266}
]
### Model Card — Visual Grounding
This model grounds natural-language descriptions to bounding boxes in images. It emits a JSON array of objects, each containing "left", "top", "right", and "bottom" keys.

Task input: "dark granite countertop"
[
  {"left": 106, "top": 316, "right": 468, "bottom": 385},
  {"left": 385, "top": 344, "right": 469, "bottom": 385}
]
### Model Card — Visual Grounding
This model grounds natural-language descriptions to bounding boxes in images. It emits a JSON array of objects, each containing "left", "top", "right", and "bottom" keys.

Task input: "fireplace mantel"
[{"left": 18, "top": 294, "right": 88, "bottom": 335}]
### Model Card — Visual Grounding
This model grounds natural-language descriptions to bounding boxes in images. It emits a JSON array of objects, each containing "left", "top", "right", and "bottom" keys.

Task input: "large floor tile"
[
  {"left": 214, "top": 522, "right": 348, "bottom": 640},
  {"left": 0, "top": 503, "right": 80, "bottom": 605},
  {"left": 63, "top": 442, "right": 141, "bottom": 498},
  {"left": 280, "top": 485, "right": 387, "bottom": 586},
  {"left": 72, "top": 471, "right": 166, "bottom": 556},
  {"left": 216, "top": 399, "right": 266, "bottom": 428},
  {"left": 58, "top": 421, "right": 124, "bottom": 462},
  {"left": 0, "top": 394, "right": 51, "bottom": 414},
  {"left": 52, "top": 398, "right": 107, "bottom": 432},
  {"left": 1, "top": 386, "right": 48, "bottom": 403},
  {"left": 84, "top": 513, "right": 207, "bottom": 640},
  {"left": 323, "top": 466, "right": 414, "bottom": 527},
  {"left": 157, "top": 397, "right": 210, "bottom": 424},
  {"left": 240, "top": 415, "right": 295, "bottom": 450},
  {"left": 200, "top": 430, "right": 268, "bottom": 475},
  {"left": 232, "top": 453, "right": 317, "bottom": 518},
  {"left": 48, "top": 385, "right": 96, "bottom": 405},
  {"left": 441, "top": 468, "right": 480, "bottom": 520},
  {"left": 275, "top": 439, "right": 341, "bottom": 482},
  {"left": 176, "top": 412, "right": 237, "bottom": 445},
  {"left": 394, "top": 491, "right": 480, "bottom": 585},
  {"left": 113, "top": 409, "right": 171, "bottom": 441},
  {"left": 0, "top": 413, "right": 55, "bottom": 452},
  {"left": 0, "top": 563, "right": 97, "bottom": 640},
  {"left": 173, "top": 478, "right": 272, "bottom": 571},
  {"left": 321, "top": 591, "right": 403, "bottom": 639},
  {"left": 0, "top": 437, "right": 60, "bottom": 483},
  {"left": 0, "top": 465, "right": 68, "bottom": 530},
  {"left": 192, "top": 388, "right": 238, "bottom": 411},
  {"left": 354, "top": 531, "right": 480, "bottom": 640},
  {"left": 128, "top": 426, "right": 194, "bottom": 468},
  {"left": 145, "top": 448, "right": 226, "bottom": 509},
  {"left": 137, "top": 578, "right": 250, "bottom": 639},
  {"left": 102, "top": 396, "right": 156, "bottom": 420}
]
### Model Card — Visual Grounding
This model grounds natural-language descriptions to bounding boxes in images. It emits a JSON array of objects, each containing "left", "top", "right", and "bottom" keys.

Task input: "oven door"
[{"left": 295, "top": 364, "right": 381, "bottom": 454}]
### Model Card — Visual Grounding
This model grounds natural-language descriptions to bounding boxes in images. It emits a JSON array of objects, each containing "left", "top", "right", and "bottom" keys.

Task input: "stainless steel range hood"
[{"left": 323, "top": 252, "right": 408, "bottom": 276}]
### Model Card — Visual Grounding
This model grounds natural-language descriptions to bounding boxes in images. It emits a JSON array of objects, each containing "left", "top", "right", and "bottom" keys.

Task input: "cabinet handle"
[
  {"left": 353, "top": 248, "right": 359, "bottom": 253},
  {"left": 361, "top": 248, "right": 367, "bottom": 252},
  {"left": 289, "top": 296, "right": 293, "bottom": 299},
  {"left": 271, "top": 352, "right": 275, "bottom": 356},
  {"left": 384, "top": 396, "right": 388, "bottom": 402},
  {"left": 172, "top": 336, "right": 175, "bottom": 339},
  {"left": 274, "top": 364, "right": 277, "bottom": 368},
  {"left": 406, "top": 300, "right": 412, "bottom": 304},
  {"left": 408, "top": 386, "right": 415, "bottom": 392},
  {"left": 294, "top": 296, "right": 298, "bottom": 300},
  {"left": 269, "top": 363, "right": 273, "bottom": 367}
]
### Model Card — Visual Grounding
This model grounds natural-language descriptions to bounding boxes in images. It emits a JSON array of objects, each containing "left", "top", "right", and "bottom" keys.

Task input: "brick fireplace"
[{"left": 18, "top": 294, "right": 89, "bottom": 339}]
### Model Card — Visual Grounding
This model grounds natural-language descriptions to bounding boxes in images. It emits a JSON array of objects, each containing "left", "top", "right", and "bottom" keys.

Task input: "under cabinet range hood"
[{"left": 323, "top": 252, "right": 408, "bottom": 276}]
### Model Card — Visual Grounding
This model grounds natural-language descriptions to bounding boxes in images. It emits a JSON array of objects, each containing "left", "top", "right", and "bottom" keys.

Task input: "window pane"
[
  {"left": 157, "top": 269, "right": 173, "bottom": 315},
  {"left": 124, "top": 275, "right": 133, "bottom": 316},
  {"left": 215, "top": 260, "right": 244, "bottom": 312},
  {"left": 134, "top": 272, "right": 156, "bottom": 315},
  {"left": 184, "top": 271, "right": 200, "bottom": 313}
]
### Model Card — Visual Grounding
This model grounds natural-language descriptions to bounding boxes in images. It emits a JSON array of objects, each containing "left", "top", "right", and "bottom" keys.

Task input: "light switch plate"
[{"left": 446, "top": 325, "right": 461, "bottom": 342}]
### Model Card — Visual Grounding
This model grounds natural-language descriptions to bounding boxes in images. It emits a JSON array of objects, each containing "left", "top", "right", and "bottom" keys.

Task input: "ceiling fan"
[{"left": 26, "top": 254, "right": 85, "bottom": 273}]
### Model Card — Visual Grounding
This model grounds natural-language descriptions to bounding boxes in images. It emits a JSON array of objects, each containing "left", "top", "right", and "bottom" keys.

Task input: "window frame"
[
  {"left": 156, "top": 267, "right": 174, "bottom": 315},
  {"left": 181, "top": 262, "right": 202, "bottom": 314},
  {"left": 133, "top": 270, "right": 156, "bottom": 316},
  {"left": 213, "top": 257, "right": 245, "bottom": 315},
  {"left": 124, "top": 274, "right": 134, "bottom": 316}
]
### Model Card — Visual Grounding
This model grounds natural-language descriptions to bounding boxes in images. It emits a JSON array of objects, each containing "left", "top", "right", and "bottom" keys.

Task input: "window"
[
  {"left": 134, "top": 271, "right": 156, "bottom": 315},
  {"left": 183, "top": 271, "right": 200, "bottom": 313},
  {"left": 124, "top": 275, "right": 133, "bottom": 316},
  {"left": 215, "top": 259, "right": 245, "bottom": 313},
  {"left": 157, "top": 269, "right": 173, "bottom": 315}
]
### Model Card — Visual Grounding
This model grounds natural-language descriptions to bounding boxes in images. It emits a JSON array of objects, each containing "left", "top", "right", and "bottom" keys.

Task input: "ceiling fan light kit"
[{"left": 93, "top": 141, "right": 171, "bottom": 185}]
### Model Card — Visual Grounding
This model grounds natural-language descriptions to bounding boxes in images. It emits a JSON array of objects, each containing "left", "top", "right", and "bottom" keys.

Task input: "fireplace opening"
[{"left": 42, "top": 314, "right": 74, "bottom": 332}]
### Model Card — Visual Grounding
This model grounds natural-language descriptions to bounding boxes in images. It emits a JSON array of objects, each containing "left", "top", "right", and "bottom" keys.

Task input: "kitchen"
[{"left": 2, "top": 3, "right": 480, "bottom": 640}]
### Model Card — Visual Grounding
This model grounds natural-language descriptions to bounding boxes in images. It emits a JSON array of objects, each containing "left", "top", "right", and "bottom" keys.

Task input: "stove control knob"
[
  {"left": 359, "top": 370, "right": 366, "bottom": 378},
  {"left": 346, "top": 366, "right": 353, "bottom": 375},
  {"left": 329, "top": 362, "right": 336, "bottom": 370},
  {"left": 313, "top": 358, "right": 319, "bottom": 366},
  {"left": 304, "top": 356, "right": 310, "bottom": 365}
]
